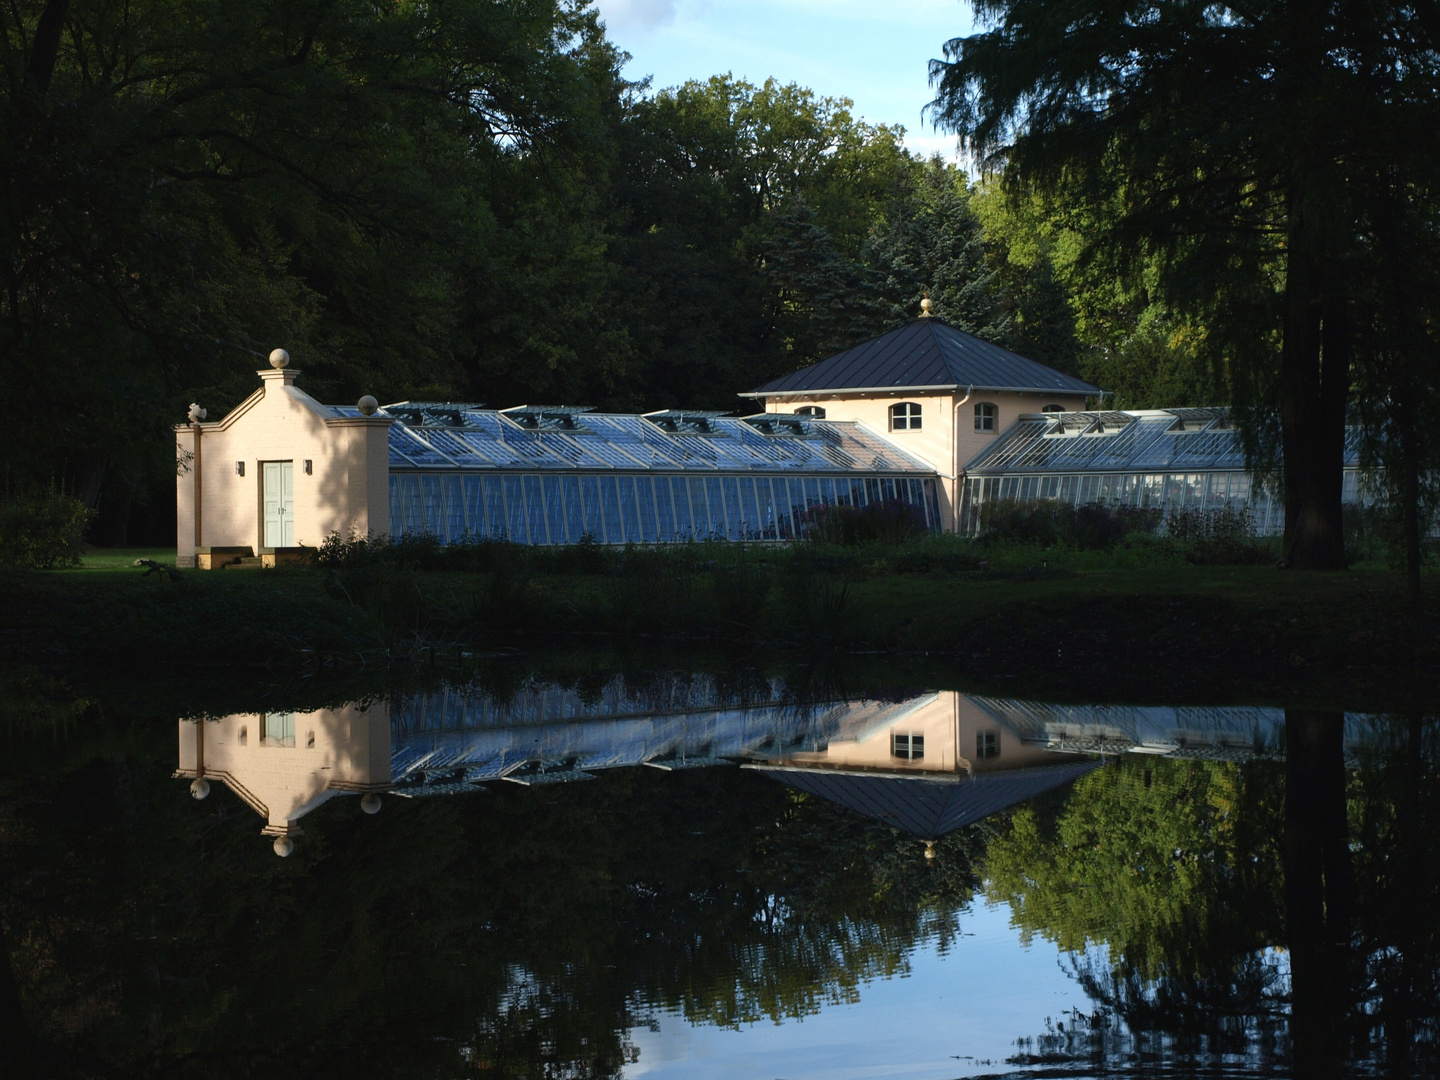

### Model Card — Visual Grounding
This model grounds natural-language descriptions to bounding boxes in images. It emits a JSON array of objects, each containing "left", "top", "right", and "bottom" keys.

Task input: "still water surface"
[{"left": 2, "top": 665, "right": 1433, "bottom": 1078}]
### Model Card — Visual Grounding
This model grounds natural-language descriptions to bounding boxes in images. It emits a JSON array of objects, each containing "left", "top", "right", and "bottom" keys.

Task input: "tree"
[
  {"left": 0, "top": 0, "right": 622, "bottom": 535},
  {"left": 928, "top": 1, "right": 1440, "bottom": 570}
]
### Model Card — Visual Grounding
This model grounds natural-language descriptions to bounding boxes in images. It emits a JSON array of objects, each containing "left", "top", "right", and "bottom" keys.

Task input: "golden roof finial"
[{"left": 919, "top": 296, "right": 934, "bottom": 318}]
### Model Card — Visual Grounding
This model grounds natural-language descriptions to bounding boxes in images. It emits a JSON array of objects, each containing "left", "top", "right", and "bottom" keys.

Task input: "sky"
[
  {"left": 591, "top": 0, "right": 979, "bottom": 161},
  {"left": 623, "top": 901, "right": 1088, "bottom": 1080}
]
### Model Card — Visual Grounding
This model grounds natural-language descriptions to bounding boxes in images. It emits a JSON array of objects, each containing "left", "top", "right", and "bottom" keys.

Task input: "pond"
[{"left": 2, "top": 660, "right": 1435, "bottom": 1079}]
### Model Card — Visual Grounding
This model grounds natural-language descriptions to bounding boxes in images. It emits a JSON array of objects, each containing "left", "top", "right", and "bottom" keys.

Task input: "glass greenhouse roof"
[
  {"left": 329, "top": 403, "right": 936, "bottom": 475},
  {"left": 964, "top": 409, "right": 1364, "bottom": 475}
]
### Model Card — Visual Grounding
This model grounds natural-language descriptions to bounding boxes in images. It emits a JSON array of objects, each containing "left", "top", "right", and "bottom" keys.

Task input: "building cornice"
[{"left": 739, "top": 385, "right": 1100, "bottom": 399}]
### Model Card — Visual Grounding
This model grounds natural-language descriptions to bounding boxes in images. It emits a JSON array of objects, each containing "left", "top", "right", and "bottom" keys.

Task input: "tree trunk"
[
  {"left": 1284, "top": 710, "right": 1353, "bottom": 1076},
  {"left": 1278, "top": 219, "right": 1349, "bottom": 571},
  {"left": 1401, "top": 410, "right": 1423, "bottom": 613}
]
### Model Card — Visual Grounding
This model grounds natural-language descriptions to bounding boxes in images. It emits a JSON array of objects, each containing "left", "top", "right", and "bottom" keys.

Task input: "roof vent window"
[
  {"left": 501, "top": 405, "right": 595, "bottom": 432},
  {"left": 643, "top": 410, "right": 730, "bottom": 435}
]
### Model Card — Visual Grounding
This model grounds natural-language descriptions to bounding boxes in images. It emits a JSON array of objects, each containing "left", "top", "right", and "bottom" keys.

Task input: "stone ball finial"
[
  {"left": 919, "top": 297, "right": 934, "bottom": 317},
  {"left": 357, "top": 395, "right": 379, "bottom": 417},
  {"left": 190, "top": 778, "right": 211, "bottom": 800},
  {"left": 361, "top": 793, "right": 382, "bottom": 815},
  {"left": 924, "top": 840, "right": 936, "bottom": 861},
  {"left": 269, "top": 348, "right": 291, "bottom": 369},
  {"left": 273, "top": 836, "right": 295, "bottom": 857}
]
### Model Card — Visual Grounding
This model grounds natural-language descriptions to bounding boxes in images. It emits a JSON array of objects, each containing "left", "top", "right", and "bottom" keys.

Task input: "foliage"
[
  {"left": 800, "top": 499, "right": 926, "bottom": 546},
  {"left": 984, "top": 757, "right": 1285, "bottom": 986},
  {"left": 0, "top": 487, "right": 94, "bottom": 569},
  {"left": 1165, "top": 505, "right": 1274, "bottom": 566},
  {"left": 930, "top": 0, "right": 1440, "bottom": 569},
  {"left": 979, "top": 498, "right": 1160, "bottom": 550}
]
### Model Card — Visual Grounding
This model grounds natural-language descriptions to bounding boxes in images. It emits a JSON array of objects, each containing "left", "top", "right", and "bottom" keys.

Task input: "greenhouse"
[
  {"left": 366, "top": 404, "right": 944, "bottom": 544},
  {"left": 957, "top": 407, "right": 1367, "bottom": 535}
]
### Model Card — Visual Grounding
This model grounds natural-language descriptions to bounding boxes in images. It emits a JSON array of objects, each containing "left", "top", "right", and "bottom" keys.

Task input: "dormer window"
[
  {"left": 795, "top": 406, "right": 826, "bottom": 418},
  {"left": 893, "top": 733, "right": 925, "bottom": 760},
  {"left": 889, "top": 402, "right": 922, "bottom": 431},
  {"left": 974, "top": 402, "right": 997, "bottom": 432}
]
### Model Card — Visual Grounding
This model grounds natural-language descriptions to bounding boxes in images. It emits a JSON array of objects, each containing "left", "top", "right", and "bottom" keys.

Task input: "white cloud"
[{"left": 593, "top": 0, "right": 681, "bottom": 32}]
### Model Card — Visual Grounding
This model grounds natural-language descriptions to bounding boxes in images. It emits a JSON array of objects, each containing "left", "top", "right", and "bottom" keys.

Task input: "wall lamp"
[
  {"left": 236, "top": 461, "right": 245, "bottom": 477},
  {"left": 304, "top": 460, "right": 313, "bottom": 475}
]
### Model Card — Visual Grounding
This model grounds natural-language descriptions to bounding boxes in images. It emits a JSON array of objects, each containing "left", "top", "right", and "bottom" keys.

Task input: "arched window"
[
  {"left": 795, "top": 406, "right": 826, "bottom": 418},
  {"left": 889, "top": 402, "right": 922, "bottom": 431},
  {"left": 1042, "top": 404, "right": 1065, "bottom": 413},
  {"left": 974, "top": 402, "right": 997, "bottom": 432}
]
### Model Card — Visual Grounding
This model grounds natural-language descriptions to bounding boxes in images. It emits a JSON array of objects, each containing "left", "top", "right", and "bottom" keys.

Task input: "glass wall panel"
[
  {"left": 562, "top": 476, "right": 584, "bottom": 543},
  {"left": 485, "top": 476, "right": 507, "bottom": 538},
  {"left": 655, "top": 476, "right": 676, "bottom": 541},
  {"left": 600, "top": 476, "right": 622, "bottom": 542},
  {"left": 389, "top": 475, "right": 403, "bottom": 539},
  {"left": 637, "top": 476, "right": 660, "bottom": 542},
  {"left": 688, "top": 477, "right": 710, "bottom": 537},
  {"left": 820, "top": 478, "right": 838, "bottom": 506},
  {"left": 848, "top": 478, "right": 866, "bottom": 506},
  {"left": 525, "top": 476, "right": 548, "bottom": 544},
  {"left": 581, "top": 476, "right": 603, "bottom": 540},
  {"left": 443, "top": 476, "right": 465, "bottom": 541},
  {"left": 774, "top": 480, "right": 795, "bottom": 540},
  {"left": 671, "top": 477, "right": 693, "bottom": 540},
  {"left": 1142, "top": 474, "right": 1164, "bottom": 506},
  {"left": 722, "top": 477, "right": 744, "bottom": 540},
  {"left": 705, "top": 477, "right": 726, "bottom": 539},
  {"left": 881, "top": 478, "right": 897, "bottom": 502},
  {"left": 619, "top": 476, "right": 642, "bottom": 542},
  {"left": 865, "top": 478, "right": 882, "bottom": 504},
  {"left": 504, "top": 476, "right": 527, "bottom": 543},
  {"left": 402, "top": 476, "right": 423, "bottom": 535},
  {"left": 757, "top": 478, "right": 780, "bottom": 540},
  {"left": 803, "top": 477, "right": 822, "bottom": 509},
  {"left": 925, "top": 479, "right": 942, "bottom": 530},
  {"left": 740, "top": 478, "right": 762, "bottom": 540},
  {"left": 421, "top": 475, "right": 443, "bottom": 535},
  {"left": 1078, "top": 476, "right": 1096, "bottom": 503},
  {"left": 464, "top": 477, "right": 485, "bottom": 538}
]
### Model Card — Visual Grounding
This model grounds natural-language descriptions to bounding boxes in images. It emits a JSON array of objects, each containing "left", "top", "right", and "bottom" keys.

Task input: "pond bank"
[{"left": 6, "top": 555, "right": 1438, "bottom": 709}]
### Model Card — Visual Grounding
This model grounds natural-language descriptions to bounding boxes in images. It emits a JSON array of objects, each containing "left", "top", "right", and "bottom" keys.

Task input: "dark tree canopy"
[{"left": 929, "top": 0, "right": 1440, "bottom": 571}]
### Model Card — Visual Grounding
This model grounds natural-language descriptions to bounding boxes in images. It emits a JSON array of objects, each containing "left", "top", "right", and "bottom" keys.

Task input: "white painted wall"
[
  {"left": 761, "top": 388, "right": 1090, "bottom": 530},
  {"left": 175, "top": 368, "right": 392, "bottom": 566}
]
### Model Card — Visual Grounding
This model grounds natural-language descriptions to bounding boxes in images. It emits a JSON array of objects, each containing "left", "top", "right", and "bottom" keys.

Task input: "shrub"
[
  {"left": 1166, "top": 505, "right": 1274, "bottom": 565},
  {"left": 800, "top": 500, "right": 927, "bottom": 546},
  {"left": 978, "top": 499, "right": 1160, "bottom": 551},
  {"left": 0, "top": 488, "right": 94, "bottom": 569}
]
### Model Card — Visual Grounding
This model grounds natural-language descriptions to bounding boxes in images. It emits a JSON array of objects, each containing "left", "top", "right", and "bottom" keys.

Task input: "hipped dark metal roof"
[
  {"left": 752, "top": 760, "right": 1102, "bottom": 839},
  {"left": 744, "top": 319, "right": 1103, "bottom": 398}
]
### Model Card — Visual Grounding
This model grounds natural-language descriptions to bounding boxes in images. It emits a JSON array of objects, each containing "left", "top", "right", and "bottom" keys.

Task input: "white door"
[{"left": 262, "top": 462, "right": 295, "bottom": 547}]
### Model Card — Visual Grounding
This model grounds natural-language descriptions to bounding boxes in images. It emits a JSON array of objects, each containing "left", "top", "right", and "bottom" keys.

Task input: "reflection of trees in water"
[
  {"left": 988, "top": 716, "right": 1440, "bottom": 1074},
  {"left": 1, "top": 712, "right": 981, "bottom": 1079}
]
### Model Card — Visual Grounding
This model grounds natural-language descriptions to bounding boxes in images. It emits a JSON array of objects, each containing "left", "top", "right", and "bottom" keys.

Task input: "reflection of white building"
[
  {"left": 177, "top": 683, "right": 1384, "bottom": 855},
  {"left": 742, "top": 692, "right": 1101, "bottom": 841},
  {"left": 174, "top": 703, "right": 392, "bottom": 852}
]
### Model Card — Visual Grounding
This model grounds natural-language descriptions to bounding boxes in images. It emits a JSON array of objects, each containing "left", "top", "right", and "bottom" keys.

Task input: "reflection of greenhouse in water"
[
  {"left": 957, "top": 408, "right": 1368, "bottom": 535},
  {"left": 176, "top": 682, "right": 1383, "bottom": 854}
]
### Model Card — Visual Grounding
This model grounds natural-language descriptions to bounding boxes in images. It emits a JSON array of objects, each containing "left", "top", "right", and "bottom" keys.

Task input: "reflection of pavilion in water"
[{"left": 176, "top": 685, "right": 1378, "bottom": 855}]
